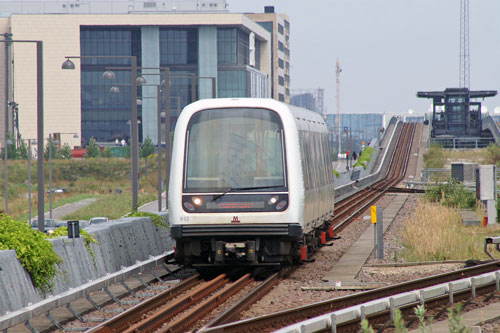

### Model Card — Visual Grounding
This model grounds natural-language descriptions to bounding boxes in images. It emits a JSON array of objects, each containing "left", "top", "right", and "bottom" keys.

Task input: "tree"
[
  {"left": 60, "top": 143, "right": 72, "bottom": 159},
  {"left": 84, "top": 137, "right": 100, "bottom": 158},
  {"left": 44, "top": 137, "right": 61, "bottom": 159},
  {"left": 18, "top": 139, "right": 28, "bottom": 160},
  {"left": 140, "top": 136, "right": 155, "bottom": 158}
]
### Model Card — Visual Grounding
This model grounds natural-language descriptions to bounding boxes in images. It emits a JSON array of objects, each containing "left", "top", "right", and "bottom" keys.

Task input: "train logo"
[{"left": 231, "top": 216, "right": 240, "bottom": 223}]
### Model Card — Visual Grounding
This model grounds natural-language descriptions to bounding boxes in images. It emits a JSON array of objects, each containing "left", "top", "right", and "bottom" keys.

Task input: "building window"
[
  {"left": 217, "top": 28, "right": 249, "bottom": 65},
  {"left": 278, "top": 58, "right": 284, "bottom": 69},
  {"left": 80, "top": 27, "right": 142, "bottom": 145},
  {"left": 284, "top": 20, "right": 290, "bottom": 30},
  {"left": 218, "top": 70, "right": 247, "bottom": 97},
  {"left": 286, "top": 61, "right": 290, "bottom": 71},
  {"left": 80, "top": 28, "right": 141, "bottom": 65},
  {"left": 278, "top": 76, "right": 285, "bottom": 86},
  {"left": 278, "top": 41, "right": 284, "bottom": 52},
  {"left": 278, "top": 93, "right": 285, "bottom": 102},
  {"left": 160, "top": 28, "right": 198, "bottom": 65},
  {"left": 278, "top": 23, "right": 284, "bottom": 35}
]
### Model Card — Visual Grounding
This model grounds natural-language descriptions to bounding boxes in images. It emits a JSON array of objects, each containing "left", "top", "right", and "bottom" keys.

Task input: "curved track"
[{"left": 331, "top": 122, "right": 416, "bottom": 233}]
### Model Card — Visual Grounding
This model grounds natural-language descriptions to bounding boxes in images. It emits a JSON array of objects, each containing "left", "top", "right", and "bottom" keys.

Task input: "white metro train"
[{"left": 168, "top": 98, "right": 335, "bottom": 268}]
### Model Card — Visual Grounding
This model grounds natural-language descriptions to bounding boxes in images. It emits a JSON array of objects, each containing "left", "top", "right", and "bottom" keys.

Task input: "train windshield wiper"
[{"left": 212, "top": 185, "right": 284, "bottom": 201}]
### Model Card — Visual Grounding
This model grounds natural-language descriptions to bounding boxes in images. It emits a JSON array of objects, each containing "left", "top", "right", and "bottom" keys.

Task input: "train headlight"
[
  {"left": 268, "top": 196, "right": 279, "bottom": 205},
  {"left": 276, "top": 200, "right": 287, "bottom": 210},
  {"left": 183, "top": 202, "right": 195, "bottom": 211},
  {"left": 192, "top": 197, "right": 203, "bottom": 206}
]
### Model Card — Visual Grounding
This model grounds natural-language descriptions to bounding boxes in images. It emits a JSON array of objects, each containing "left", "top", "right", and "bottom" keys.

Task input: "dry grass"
[
  {"left": 444, "top": 149, "right": 487, "bottom": 166},
  {"left": 400, "top": 199, "right": 500, "bottom": 261}
]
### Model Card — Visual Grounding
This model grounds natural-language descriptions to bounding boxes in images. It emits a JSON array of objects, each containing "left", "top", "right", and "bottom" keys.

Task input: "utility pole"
[
  {"left": 459, "top": 0, "right": 470, "bottom": 88},
  {"left": 336, "top": 58, "right": 342, "bottom": 158}
]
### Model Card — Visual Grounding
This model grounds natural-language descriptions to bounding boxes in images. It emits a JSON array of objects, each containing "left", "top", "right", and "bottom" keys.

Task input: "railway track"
[
  {"left": 331, "top": 122, "right": 416, "bottom": 233},
  {"left": 35, "top": 122, "right": 418, "bottom": 332},
  {"left": 82, "top": 123, "right": 419, "bottom": 332},
  {"left": 84, "top": 268, "right": 292, "bottom": 333},
  {"left": 200, "top": 261, "right": 500, "bottom": 332}
]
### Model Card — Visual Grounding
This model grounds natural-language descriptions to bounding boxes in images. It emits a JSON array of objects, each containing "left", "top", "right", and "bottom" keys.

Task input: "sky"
[{"left": 226, "top": 0, "right": 500, "bottom": 116}]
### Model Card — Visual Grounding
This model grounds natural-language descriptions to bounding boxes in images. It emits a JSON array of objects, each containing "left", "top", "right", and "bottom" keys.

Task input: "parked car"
[
  {"left": 55, "top": 220, "right": 90, "bottom": 230},
  {"left": 31, "top": 218, "right": 57, "bottom": 234},
  {"left": 89, "top": 217, "right": 109, "bottom": 225}
]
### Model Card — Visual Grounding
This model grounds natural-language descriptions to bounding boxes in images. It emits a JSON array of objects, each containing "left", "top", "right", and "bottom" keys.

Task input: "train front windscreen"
[{"left": 184, "top": 107, "right": 286, "bottom": 192}]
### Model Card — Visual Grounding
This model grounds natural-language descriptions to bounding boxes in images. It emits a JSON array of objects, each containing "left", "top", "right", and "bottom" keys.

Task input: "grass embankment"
[
  {"left": 400, "top": 199, "right": 500, "bottom": 261},
  {"left": 1, "top": 155, "right": 161, "bottom": 221},
  {"left": 402, "top": 143, "right": 500, "bottom": 261}
]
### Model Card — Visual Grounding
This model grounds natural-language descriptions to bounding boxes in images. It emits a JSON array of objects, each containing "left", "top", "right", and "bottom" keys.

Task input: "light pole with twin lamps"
[{"left": 62, "top": 55, "right": 141, "bottom": 211}]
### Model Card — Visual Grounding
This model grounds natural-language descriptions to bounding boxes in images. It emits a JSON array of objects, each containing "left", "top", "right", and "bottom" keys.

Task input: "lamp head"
[
  {"left": 110, "top": 86, "right": 120, "bottom": 94},
  {"left": 102, "top": 70, "right": 116, "bottom": 80},
  {"left": 61, "top": 59, "right": 75, "bottom": 70}
]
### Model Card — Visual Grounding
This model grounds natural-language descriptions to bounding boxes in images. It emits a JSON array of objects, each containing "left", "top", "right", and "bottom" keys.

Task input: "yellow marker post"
[
  {"left": 371, "top": 206, "right": 377, "bottom": 259},
  {"left": 371, "top": 206, "right": 377, "bottom": 224}
]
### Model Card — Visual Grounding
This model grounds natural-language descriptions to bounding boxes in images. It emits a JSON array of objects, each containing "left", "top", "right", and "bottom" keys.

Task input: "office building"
[
  {"left": 0, "top": 0, "right": 275, "bottom": 146},
  {"left": 246, "top": 6, "right": 290, "bottom": 103}
]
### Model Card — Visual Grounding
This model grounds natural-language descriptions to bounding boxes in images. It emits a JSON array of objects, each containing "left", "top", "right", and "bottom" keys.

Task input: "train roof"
[{"left": 181, "top": 98, "right": 328, "bottom": 132}]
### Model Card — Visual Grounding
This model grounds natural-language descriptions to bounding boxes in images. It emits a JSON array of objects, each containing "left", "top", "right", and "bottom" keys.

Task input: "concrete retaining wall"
[{"left": 0, "top": 215, "right": 173, "bottom": 315}]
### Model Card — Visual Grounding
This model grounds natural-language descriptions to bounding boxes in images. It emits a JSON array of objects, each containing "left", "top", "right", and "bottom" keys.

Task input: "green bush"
[
  {"left": 0, "top": 215, "right": 62, "bottom": 293},
  {"left": 84, "top": 137, "right": 100, "bottom": 158},
  {"left": 424, "top": 178, "right": 476, "bottom": 209},
  {"left": 484, "top": 143, "right": 500, "bottom": 166},
  {"left": 423, "top": 143, "right": 446, "bottom": 168},
  {"left": 353, "top": 146, "right": 375, "bottom": 169},
  {"left": 127, "top": 210, "right": 169, "bottom": 228}
]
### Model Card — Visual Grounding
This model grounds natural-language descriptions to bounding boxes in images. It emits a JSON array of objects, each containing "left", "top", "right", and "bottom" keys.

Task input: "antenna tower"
[
  {"left": 459, "top": 0, "right": 470, "bottom": 88},
  {"left": 336, "top": 58, "right": 341, "bottom": 155}
]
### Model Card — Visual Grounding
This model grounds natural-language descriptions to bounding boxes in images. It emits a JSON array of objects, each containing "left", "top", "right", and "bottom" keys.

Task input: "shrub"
[
  {"left": 60, "top": 143, "right": 73, "bottom": 159},
  {"left": 140, "top": 137, "right": 155, "bottom": 158},
  {"left": 127, "top": 210, "right": 168, "bottom": 228},
  {"left": 425, "top": 178, "right": 476, "bottom": 209},
  {"left": 423, "top": 143, "right": 446, "bottom": 168},
  {"left": 85, "top": 137, "right": 100, "bottom": 158},
  {"left": 484, "top": 143, "right": 500, "bottom": 166},
  {"left": 0, "top": 215, "right": 62, "bottom": 293}
]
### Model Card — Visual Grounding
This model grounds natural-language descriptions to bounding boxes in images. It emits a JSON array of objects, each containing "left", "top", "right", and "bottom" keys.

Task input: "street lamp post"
[
  {"left": 27, "top": 139, "right": 36, "bottom": 224},
  {"left": 62, "top": 55, "right": 140, "bottom": 211},
  {"left": 1, "top": 36, "right": 44, "bottom": 231},
  {"left": 2, "top": 138, "right": 12, "bottom": 214}
]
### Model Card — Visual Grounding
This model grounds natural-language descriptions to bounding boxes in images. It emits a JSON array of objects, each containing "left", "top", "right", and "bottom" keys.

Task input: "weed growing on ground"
[{"left": 399, "top": 199, "right": 500, "bottom": 261}]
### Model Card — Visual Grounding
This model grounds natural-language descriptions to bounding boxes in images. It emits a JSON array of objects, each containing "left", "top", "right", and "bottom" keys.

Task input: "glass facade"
[
  {"left": 217, "top": 28, "right": 249, "bottom": 66},
  {"left": 218, "top": 70, "right": 247, "bottom": 97},
  {"left": 325, "top": 114, "right": 384, "bottom": 153},
  {"left": 80, "top": 27, "right": 142, "bottom": 145},
  {"left": 159, "top": 28, "right": 199, "bottom": 120},
  {"left": 77, "top": 25, "right": 268, "bottom": 145},
  {"left": 159, "top": 28, "right": 198, "bottom": 65}
]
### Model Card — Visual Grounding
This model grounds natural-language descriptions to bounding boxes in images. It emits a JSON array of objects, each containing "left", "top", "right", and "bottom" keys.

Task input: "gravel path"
[{"left": 45, "top": 198, "right": 98, "bottom": 221}]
